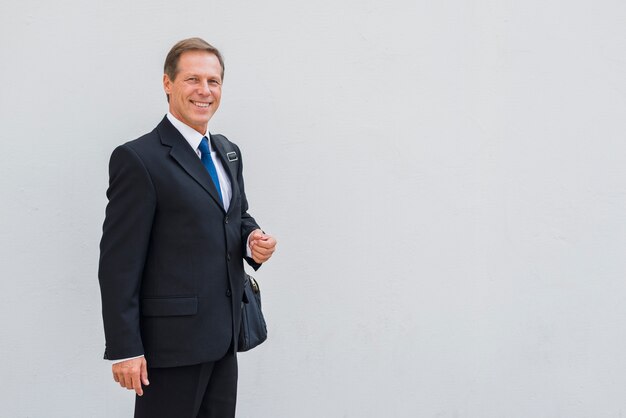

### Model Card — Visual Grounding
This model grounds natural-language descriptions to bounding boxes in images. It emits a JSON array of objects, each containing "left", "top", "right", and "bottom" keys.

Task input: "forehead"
[{"left": 177, "top": 50, "right": 222, "bottom": 77}]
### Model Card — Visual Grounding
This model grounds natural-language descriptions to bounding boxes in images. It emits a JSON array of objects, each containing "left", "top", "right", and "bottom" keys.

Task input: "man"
[{"left": 98, "top": 37, "right": 276, "bottom": 418}]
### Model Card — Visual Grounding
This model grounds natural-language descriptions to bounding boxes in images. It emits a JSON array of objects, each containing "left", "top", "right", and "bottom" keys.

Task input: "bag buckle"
[{"left": 249, "top": 276, "right": 260, "bottom": 294}]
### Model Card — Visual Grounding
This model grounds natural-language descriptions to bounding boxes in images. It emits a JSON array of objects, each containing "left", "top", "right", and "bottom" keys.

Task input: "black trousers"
[{"left": 134, "top": 351, "right": 238, "bottom": 418}]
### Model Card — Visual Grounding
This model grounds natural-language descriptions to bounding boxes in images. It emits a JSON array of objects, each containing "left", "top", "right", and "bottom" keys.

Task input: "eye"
[
  {"left": 208, "top": 79, "right": 221, "bottom": 86},
  {"left": 186, "top": 77, "right": 199, "bottom": 83}
]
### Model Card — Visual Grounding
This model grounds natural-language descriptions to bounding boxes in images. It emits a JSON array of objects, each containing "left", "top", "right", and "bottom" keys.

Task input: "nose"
[{"left": 198, "top": 81, "right": 212, "bottom": 96}]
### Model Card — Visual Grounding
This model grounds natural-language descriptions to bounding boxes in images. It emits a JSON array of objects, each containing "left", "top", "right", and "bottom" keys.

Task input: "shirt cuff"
[
  {"left": 111, "top": 354, "right": 144, "bottom": 364},
  {"left": 246, "top": 232, "right": 254, "bottom": 258}
]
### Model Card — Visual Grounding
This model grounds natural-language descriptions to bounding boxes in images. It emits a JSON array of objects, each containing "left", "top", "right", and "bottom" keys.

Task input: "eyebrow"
[{"left": 183, "top": 73, "right": 221, "bottom": 81}]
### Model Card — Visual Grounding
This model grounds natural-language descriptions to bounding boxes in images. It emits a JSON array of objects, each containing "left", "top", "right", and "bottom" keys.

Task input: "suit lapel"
[
  {"left": 211, "top": 134, "right": 239, "bottom": 215},
  {"left": 157, "top": 117, "right": 225, "bottom": 212}
]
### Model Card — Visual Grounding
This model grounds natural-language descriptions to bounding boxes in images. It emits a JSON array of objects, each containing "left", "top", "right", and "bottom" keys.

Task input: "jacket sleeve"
[
  {"left": 98, "top": 144, "right": 156, "bottom": 360},
  {"left": 234, "top": 144, "right": 262, "bottom": 271}
]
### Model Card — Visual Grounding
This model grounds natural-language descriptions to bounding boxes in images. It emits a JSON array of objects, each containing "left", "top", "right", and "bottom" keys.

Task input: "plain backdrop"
[{"left": 1, "top": 0, "right": 626, "bottom": 417}]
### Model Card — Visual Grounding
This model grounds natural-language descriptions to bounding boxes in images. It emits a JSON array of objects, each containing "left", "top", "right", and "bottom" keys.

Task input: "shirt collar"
[{"left": 166, "top": 112, "right": 214, "bottom": 153}]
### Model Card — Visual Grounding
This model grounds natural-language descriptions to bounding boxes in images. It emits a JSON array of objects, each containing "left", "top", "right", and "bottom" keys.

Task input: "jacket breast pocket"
[{"left": 141, "top": 296, "right": 198, "bottom": 317}]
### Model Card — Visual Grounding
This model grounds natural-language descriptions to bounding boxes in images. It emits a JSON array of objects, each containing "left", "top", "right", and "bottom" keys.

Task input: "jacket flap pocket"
[{"left": 141, "top": 297, "right": 198, "bottom": 317}]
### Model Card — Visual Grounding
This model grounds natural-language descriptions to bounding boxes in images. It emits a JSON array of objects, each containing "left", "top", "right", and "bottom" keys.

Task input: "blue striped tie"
[{"left": 198, "top": 136, "right": 223, "bottom": 202}]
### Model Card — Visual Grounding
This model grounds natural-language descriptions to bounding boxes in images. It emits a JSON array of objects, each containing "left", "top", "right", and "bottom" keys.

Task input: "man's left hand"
[{"left": 249, "top": 230, "right": 277, "bottom": 264}]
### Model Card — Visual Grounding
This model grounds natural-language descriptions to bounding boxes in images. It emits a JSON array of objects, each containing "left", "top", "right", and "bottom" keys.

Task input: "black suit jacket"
[{"left": 98, "top": 116, "right": 261, "bottom": 368}]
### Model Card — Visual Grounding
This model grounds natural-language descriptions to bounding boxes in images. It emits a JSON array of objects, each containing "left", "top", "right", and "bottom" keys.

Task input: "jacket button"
[
  {"left": 226, "top": 289, "right": 232, "bottom": 297},
  {"left": 225, "top": 216, "right": 229, "bottom": 224},
  {"left": 227, "top": 253, "right": 231, "bottom": 261}
]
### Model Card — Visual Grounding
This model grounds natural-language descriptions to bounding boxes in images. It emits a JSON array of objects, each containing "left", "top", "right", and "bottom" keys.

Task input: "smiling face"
[{"left": 163, "top": 50, "right": 223, "bottom": 134}]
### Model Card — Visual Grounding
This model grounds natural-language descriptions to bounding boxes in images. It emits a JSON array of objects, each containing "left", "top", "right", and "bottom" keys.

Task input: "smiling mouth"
[{"left": 192, "top": 101, "right": 211, "bottom": 108}]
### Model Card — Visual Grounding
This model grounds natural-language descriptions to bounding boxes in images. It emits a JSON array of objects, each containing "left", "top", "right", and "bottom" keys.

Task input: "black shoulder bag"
[{"left": 238, "top": 274, "right": 268, "bottom": 352}]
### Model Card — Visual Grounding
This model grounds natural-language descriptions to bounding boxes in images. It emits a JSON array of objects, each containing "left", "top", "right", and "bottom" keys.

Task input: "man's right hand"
[{"left": 112, "top": 356, "right": 149, "bottom": 396}]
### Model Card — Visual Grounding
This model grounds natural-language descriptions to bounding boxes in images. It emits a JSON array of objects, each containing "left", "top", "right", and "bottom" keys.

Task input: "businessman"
[{"left": 98, "top": 37, "right": 276, "bottom": 418}]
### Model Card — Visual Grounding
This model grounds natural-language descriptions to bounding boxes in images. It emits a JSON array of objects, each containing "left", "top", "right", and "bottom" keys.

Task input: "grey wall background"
[{"left": 1, "top": 0, "right": 625, "bottom": 417}]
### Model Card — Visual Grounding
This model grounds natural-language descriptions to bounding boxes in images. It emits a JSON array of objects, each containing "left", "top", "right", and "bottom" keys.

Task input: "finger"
[
  {"left": 132, "top": 375, "right": 144, "bottom": 396},
  {"left": 113, "top": 370, "right": 120, "bottom": 383},
  {"left": 141, "top": 360, "right": 150, "bottom": 386},
  {"left": 255, "top": 245, "right": 275, "bottom": 255},
  {"left": 252, "top": 253, "right": 265, "bottom": 263},
  {"left": 253, "top": 242, "right": 273, "bottom": 251},
  {"left": 250, "top": 230, "right": 264, "bottom": 240},
  {"left": 123, "top": 370, "right": 137, "bottom": 390},
  {"left": 254, "top": 239, "right": 275, "bottom": 249},
  {"left": 253, "top": 246, "right": 273, "bottom": 257},
  {"left": 253, "top": 252, "right": 271, "bottom": 263},
  {"left": 252, "top": 249, "right": 268, "bottom": 261}
]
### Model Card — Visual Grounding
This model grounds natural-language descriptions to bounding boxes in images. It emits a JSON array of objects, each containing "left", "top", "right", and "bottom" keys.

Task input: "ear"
[{"left": 163, "top": 74, "right": 172, "bottom": 95}]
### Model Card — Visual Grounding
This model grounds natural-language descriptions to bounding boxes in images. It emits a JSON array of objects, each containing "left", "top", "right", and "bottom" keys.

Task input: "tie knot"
[{"left": 198, "top": 136, "right": 210, "bottom": 156}]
